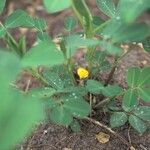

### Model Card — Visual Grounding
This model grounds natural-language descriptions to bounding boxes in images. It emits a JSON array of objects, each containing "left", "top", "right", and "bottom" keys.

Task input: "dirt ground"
[{"left": 1, "top": 0, "right": 150, "bottom": 150}]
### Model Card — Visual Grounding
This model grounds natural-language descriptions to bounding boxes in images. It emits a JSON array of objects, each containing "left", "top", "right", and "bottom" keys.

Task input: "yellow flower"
[{"left": 77, "top": 67, "right": 89, "bottom": 79}]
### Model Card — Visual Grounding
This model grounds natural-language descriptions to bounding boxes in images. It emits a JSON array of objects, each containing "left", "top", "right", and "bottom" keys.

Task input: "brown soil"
[{"left": 1, "top": 1, "right": 150, "bottom": 150}]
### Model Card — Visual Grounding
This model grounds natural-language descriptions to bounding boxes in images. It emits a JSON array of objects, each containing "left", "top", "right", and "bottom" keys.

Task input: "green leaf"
[
  {"left": 43, "top": 0, "right": 71, "bottom": 13},
  {"left": 142, "top": 37, "right": 150, "bottom": 52},
  {"left": 64, "top": 98, "right": 91, "bottom": 118},
  {"left": 64, "top": 34, "right": 99, "bottom": 57},
  {"left": 46, "top": 64, "right": 73, "bottom": 87},
  {"left": 22, "top": 42, "right": 64, "bottom": 67},
  {"left": 0, "top": 51, "right": 20, "bottom": 119},
  {"left": 37, "top": 32, "right": 52, "bottom": 42},
  {"left": 0, "top": 92, "right": 44, "bottom": 150},
  {"left": 71, "top": 0, "right": 93, "bottom": 37},
  {"left": 133, "top": 106, "right": 150, "bottom": 121},
  {"left": 107, "top": 101, "right": 122, "bottom": 111},
  {"left": 56, "top": 87, "right": 87, "bottom": 97},
  {"left": 64, "top": 16, "right": 77, "bottom": 31},
  {"left": 127, "top": 67, "right": 140, "bottom": 87},
  {"left": 110, "top": 112, "right": 128, "bottom": 128},
  {"left": 0, "top": 51, "right": 20, "bottom": 116},
  {"left": 65, "top": 34, "right": 99, "bottom": 48},
  {"left": 122, "top": 89, "right": 138, "bottom": 112},
  {"left": 102, "top": 20, "right": 150, "bottom": 43},
  {"left": 139, "top": 88, "right": 150, "bottom": 102},
  {"left": 0, "top": 51, "right": 44, "bottom": 149},
  {"left": 92, "top": 51, "right": 111, "bottom": 72},
  {"left": 96, "top": 0, "right": 116, "bottom": 18},
  {"left": 92, "top": 16, "right": 104, "bottom": 27},
  {"left": 70, "top": 119, "right": 81, "bottom": 132},
  {"left": 138, "top": 67, "right": 150, "bottom": 86},
  {"left": 4, "top": 10, "right": 46, "bottom": 30},
  {"left": 86, "top": 79, "right": 104, "bottom": 94},
  {"left": 102, "top": 18, "right": 122, "bottom": 40},
  {"left": 43, "top": 70, "right": 64, "bottom": 90},
  {"left": 118, "top": 0, "right": 150, "bottom": 23},
  {"left": 0, "top": 51, "right": 20, "bottom": 84},
  {"left": 18, "top": 36, "right": 26, "bottom": 55},
  {"left": 5, "top": 10, "right": 31, "bottom": 28},
  {"left": 102, "top": 85, "right": 123, "bottom": 97},
  {"left": 100, "top": 41, "right": 123, "bottom": 56},
  {"left": 32, "top": 18, "right": 46, "bottom": 31},
  {"left": 129, "top": 115, "right": 147, "bottom": 134},
  {"left": 112, "top": 23, "right": 150, "bottom": 43},
  {"left": 0, "top": 0, "right": 6, "bottom": 13},
  {"left": 50, "top": 106, "right": 73, "bottom": 126},
  {"left": 27, "top": 87, "right": 56, "bottom": 99},
  {"left": 92, "top": 51, "right": 106, "bottom": 63},
  {"left": 0, "top": 24, "right": 6, "bottom": 38},
  {"left": 45, "top": 98, "right": 58, "bottom": 109}
]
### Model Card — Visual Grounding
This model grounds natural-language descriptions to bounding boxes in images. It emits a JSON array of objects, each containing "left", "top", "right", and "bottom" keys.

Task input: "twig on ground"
[
  {"left": 55, "top": 137, "right": 67, "bottom": 146},
  {"left": 24, "top": 77, "right": 31, "bottom": 93},
  {"left": 89, "top": 94, "right": 93, "bottom": 117},
  {"left": 127, "top": 126, "right": 132, "bottom": 145},
  {"left": 85, "top": 117, "right": 136, "bottom": 150},
  {"left": 139, "top": 144, "right": 148, "bottom": 150},
  {"left": 25, "top": 144, "right": 57, "bottom": 149},
  {"left": 94, "top": 98, "right": 110, "bottom": 108}
]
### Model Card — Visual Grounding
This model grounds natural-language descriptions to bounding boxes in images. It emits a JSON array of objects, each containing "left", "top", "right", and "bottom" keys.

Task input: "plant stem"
[
  {"left": 94, "top": 90, "right": 126, "bottom": 108},
  {"left": 105, "top": 58, "right": 118, "bottom": 86},
  {"left": 66, "top": 59, "right": 76, "bottom": 85},
  {"left": 105, "top": 47, "right": 134, "bottom": 86},
  {"left": 71, "top": 0, "right": 93, "bottom": 38},
  {"left": 85, "top": 117, "right": 135, "bottom": 150},
  {"left": 60, "top": 39, "right": 76, "bottom": 85},
  {"left": 94, "top": 20, "right": 111, "bottom": 33},
  {"left": 71, "top": 0, "right": 95, "bottom": 72},
  {"left": 94, "top": 97, "right": 111, "bottom": 108},
  {"left": 29, "top": 68, "right": 49, "bottom": 86}
]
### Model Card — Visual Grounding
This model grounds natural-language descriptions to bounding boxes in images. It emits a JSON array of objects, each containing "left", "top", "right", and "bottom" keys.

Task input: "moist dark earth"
[{"left": 1, "top": 1, "right": 150, "bottom": 150}]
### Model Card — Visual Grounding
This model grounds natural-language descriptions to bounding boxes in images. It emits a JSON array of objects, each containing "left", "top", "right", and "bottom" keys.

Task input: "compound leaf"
[
  {"left": 43, "top": 0, "right": 71, "bottom": 13},
  {"left": 118, "top": 0, "right": 150, "bottom": 23},
  {"left": 50, "top": 106, "right": 73, "bottom": 126},
  {"left": 110, "top": 112, "right": 128, "bottom": 128},
  {"left": 138, "top": 67, "right": 150, "bottom": 87},
  {"left": 64, "top": 98, "right": 91, "bottom": 118},
  {"left": 139, "top": 88, "right": 150, "bottom": 102},
  {"left": 96, "top": 0, "right": 116, "bottom": 18},
  {"left": 122, "top": 89, "right": 138, "bottom": 112},
  {"left": 64, "top": 16, "right": 77, "bottom": 31},
  {"left": 86, "top": 79, "right": 104, "bottom": 94},
  {"left": 127, "top": 67, "right": 140, "bottom": 87},
  {"left": 22, "top": 42, "right": 64, "bottom": 67},
  {"left": 133, "top": 106, "right": 150, "bottom": 121},
  {"left": 102, "top": 85, "right": 123, "bottom": 97},
  {"left": 129, "top": 115, "right": 147, "bottom": 134},
  {"left": 142, "top": 37, "right": 150, "bottom": 52},
  {"left": 0, "top": 0, "right": 6, "bottom": 14}
]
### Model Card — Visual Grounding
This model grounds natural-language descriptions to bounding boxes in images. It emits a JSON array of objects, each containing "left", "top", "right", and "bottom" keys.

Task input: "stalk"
[
  {"left": 71, "top": 0, "right": 96, "bottom": 71},
  {"left": 60, "top": 40, "right": 76, "bottom": 85},
  {"left": 105, "top": 47, "right": 133, "bottom": 86}
]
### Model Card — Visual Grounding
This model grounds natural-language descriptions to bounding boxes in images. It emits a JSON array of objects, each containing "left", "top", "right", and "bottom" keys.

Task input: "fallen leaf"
[
  {"left": 62, "top": 148, "right": 72, "bottom": 150},
  {"left": 130, "top": 146, "right": 136, "bottom": 150},
  {"left": 96, "top": 132, "right": 110, "bottom": 144}
]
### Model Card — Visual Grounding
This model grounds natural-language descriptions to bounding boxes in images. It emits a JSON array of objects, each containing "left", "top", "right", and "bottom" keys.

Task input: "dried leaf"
[
  {"left": 96, "top": 132, "right": 110, "bottom": 144},
  {"left": 130, "top": 146, "right": 136, "bottom": 150},
  {"left": 62, "top": 148, "right": 72, "bottom": 150}
]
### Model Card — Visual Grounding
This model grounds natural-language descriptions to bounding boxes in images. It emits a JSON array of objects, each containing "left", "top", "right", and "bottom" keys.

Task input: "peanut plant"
[{"left": 0, "top": 0, "right": 150, "bottom": 149}]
